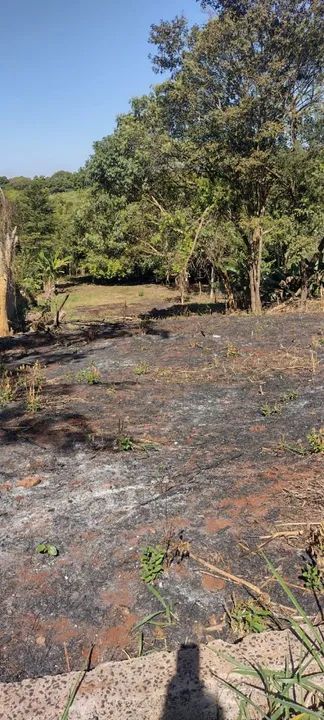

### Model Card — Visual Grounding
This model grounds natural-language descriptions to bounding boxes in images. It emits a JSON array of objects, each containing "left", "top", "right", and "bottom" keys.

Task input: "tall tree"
[{"left": 151, "top": 0, "right": 324, "bottom": 311}]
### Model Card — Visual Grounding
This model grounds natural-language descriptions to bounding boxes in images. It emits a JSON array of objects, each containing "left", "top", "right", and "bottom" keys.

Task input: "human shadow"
[{"left": 161, "top": 643, "right": 222, "bottom": 720}]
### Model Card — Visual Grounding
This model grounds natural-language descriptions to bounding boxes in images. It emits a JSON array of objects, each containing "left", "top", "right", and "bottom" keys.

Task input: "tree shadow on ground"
[
  {"left": 141, "top": 302, "right": 225, "bottom": 320},
  {"left": 0, "top": 319, "right": 169, "bottom": 368},
  {"left": 0, "top": 405, "right": 94, "bottom": 450},
  {"left": 0, "top": 382, "right": 127, "bottom": 450},
  {"left": 161, "top": 644, "right": 223, "bottom": 720}
]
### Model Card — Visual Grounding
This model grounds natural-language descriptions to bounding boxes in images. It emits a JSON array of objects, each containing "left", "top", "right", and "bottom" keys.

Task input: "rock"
[
  {"left": 1, "top": 629, "right": 320, "bottom": 720},
  {"left": 17, "top": 475, "right": 42, "bottom": 489}
]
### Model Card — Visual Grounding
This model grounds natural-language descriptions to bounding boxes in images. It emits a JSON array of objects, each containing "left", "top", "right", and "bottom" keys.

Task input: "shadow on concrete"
[{"left": 161, "top": 644, "right": 223, "bottom": 720}]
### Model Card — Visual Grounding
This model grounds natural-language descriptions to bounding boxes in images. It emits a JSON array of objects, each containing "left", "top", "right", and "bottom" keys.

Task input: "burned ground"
[{"left": 0, "top": 299, "right": 323, "bottom": 682}]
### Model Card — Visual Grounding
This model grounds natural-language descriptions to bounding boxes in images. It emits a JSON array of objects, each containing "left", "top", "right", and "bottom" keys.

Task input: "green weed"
[
  {"left": 140, "top": 545, "right": 165, "bottom": 584},
  {"left": 261, "top": 402, "right": 282, "bottom": 417},
  {"left": 302, "top": 523, "right": 324, "bottom": 591},
  {"left": 280, "top": 390, "right": 299, "bottom": 402},
  {"left": 0, "top": 369, "right": 16, "bottom": 406},
  {"left": 60, "top": 648, "right": 92, "bottom": 720},
  {"left": 117, "top": 435, "right": 134, "bottom": 451},
  {"left": 307, "top": 428, "right": 324, "bottom": 454},
  {"left": 226, "top": 597, "right": 272, "bottom": 636},
  {"left": 134, "top": 361, "right": 150, "bottom": 376},
  {"left": 36, "top": 542, "right": 59, "bottom": 557},
  {"left": 133, "top": 584, "right": 176, "bottom": 632},
  {"left": 300, "top": 563, "right": 323, "bottom": 592},
  {"left": 76, "top": 364, "right": 101, "bottom": 384},
  {"left": 278, "top": 434, "right": 315, "bottom": 456},
  {"left": 114, "top": 419, "right": 134, "bottom": 451},
  {"left": 215, "top": 557, "right": 324, "bottom": 720},
  {"left": 261, "top": 390, "right": 298, "bottom": 417},
  {"left": 225, "top": 343, "right": 240, "bottom": 357}
]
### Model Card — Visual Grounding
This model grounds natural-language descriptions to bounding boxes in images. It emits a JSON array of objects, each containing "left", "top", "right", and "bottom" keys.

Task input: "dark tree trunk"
[
  {"left": 218, "top": 269, "right": 236, "bottom": 312},
  {"left": 299, "top": 259, "right": 308, "bottom": 306}
]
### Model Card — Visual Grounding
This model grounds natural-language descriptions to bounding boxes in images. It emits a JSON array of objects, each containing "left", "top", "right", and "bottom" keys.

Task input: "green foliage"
[
  {"left": 37, "top": 249, "right": 71, "bottom": 284},
  {"left": 76, "top": 365, "right": 101, "bottom": 385},
  {"left": 113, "top": 419, "right": 135, "bottom": 452},
  {"left": 307, "top": 428, "right": 324, "bottom": 454},
  {"left": 0, "top": 369, "right": 16, "bottom": 406},
  {"left": 261, "top": 402, "right": 282, "bottom": 417},
  {"left": 280, "top": 390, "right": 299, "bottom": 403},
  {"left": 140, "top": 545, "right": 166, "bottom": 583},
  {"left": 133, "top": 583, "right": 176, "bottom": 631},
  {"left": 226, "top": 598, "right": 272, "bottom": 636},
  {"left": 300, "top": 563, "right": 323, "bottom": 592},
  {"left": 36, "top": 543, "right": 59, "bottom": 556},
  {"left": 117, "top": 435, "right": 134, "bottom": 452},
  {"left": 262, "top": 391, "right": 299, "bottom": 416},
  {"left": 217, "top": 557, "right": 324, "bottom": 719},
  {"left": 134, "top": 362, "right": 150, "bottom": 376},
  {"left": 5, "top": 0, "right": 324, "bottom": 311}
]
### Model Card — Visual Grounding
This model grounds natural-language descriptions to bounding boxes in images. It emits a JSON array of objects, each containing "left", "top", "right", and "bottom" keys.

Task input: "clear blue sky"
[{"left": 1, "top": 0, "right": 204, "bottom": 178}]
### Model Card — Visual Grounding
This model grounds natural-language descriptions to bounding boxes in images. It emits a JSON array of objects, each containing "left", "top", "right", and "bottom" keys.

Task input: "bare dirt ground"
[{"left": 0, "top": 288, "right": 323, "bottom": 682}]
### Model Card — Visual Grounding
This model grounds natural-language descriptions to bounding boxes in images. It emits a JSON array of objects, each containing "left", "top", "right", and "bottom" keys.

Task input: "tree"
[
  {"left": 265, "top": 144, "right": 324, "bottom": 302},
  {"left": 46, "top": 170, "right": 78, "bottom": 194},
  {"left": 0, "top": 191, "right": 18, "bottom": 336},
  {"left": 13, "top": 179, "right": 56, "bottom": 293},
  {"left": 51, "top": 188, "right": 87, "bottom": 275},
  {"left": 21, "top": 179, "right": 55, "bottom": 246},
  {"left": 150, "top": 0, "right": 323, "bottom": 311}
]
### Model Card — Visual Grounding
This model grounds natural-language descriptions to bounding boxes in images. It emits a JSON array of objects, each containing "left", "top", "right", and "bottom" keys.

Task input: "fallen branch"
[
  {"left": 191, "top": 553, "right": 270, "bottom": 601},
  {"left": 257, "top": 530, "right": 302, "bottom": 549}
]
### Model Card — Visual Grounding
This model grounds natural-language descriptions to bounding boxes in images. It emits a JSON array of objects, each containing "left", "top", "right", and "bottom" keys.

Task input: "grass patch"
[
  {"left": 20, "top": 361, "right": 44, "bottom": 413},
  {"left": 307, "top": 428, "right": 324, "bottom": 454},
  {"left": 261, "top": 402, "right": 282, "bottom": 417},
  {"left": 134, "top": 362, "right": 150, "bottom": 376},
  {"left": 225, "top": 596, "right": 273, "bottom": 636},
  {"left": 76, "top": 364, "right": 101, "bottom": 385},
  {"left": 278, "top": 428, "right": 324, "bottom": 456},
  {"left": 215, "top": 557, "right": 324, "bottom": 719},
  {"left": 0, "top": 368, "right": 16, "bottom": 406},
  {"left": 60, "top": 283, "right": 179, "bottom": 320}
]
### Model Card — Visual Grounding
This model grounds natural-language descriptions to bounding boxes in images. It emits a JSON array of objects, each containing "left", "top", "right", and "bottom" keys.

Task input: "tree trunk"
[
  {"left": 177, "top": 270, "right": 189, "bottom": 305},
  {"left": 218, "top": 269, "right": 236, "bottom": 312},
  {"left": 300, "top": 259, "right": 308, "bottom": 307},
  {"left": 0, "top": 191, "right": 18, "bottom": 337},
  {"left": 210, "top": 265, "right": 216, "bottom": 302},
  {"left": 248, "top": 226, "right": 263, "bottom": 314},
  {"left": 0, "top": 272, "right": 10, "bottom": 336}
]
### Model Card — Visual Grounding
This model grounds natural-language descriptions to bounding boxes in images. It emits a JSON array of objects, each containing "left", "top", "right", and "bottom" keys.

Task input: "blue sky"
[{"left": 1, "top": 1, "right": 204, "bottom": 178}]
